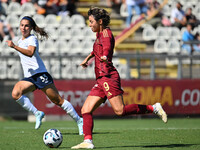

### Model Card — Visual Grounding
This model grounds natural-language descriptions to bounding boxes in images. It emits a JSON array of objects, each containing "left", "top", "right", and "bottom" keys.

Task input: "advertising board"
[{"left": 34, "top": 79, "right": 200, "bottom": 115}]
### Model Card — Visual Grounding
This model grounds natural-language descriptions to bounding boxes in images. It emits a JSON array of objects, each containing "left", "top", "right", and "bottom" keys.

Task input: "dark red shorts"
[{"left": 89, "top": 73, "right": 124, "bottom": 100}]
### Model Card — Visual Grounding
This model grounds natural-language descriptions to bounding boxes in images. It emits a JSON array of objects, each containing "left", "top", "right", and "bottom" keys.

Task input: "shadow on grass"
[
  {"left": 96, "top": 144, "right": 199, "bottom": 149},
  {"left": 59, "top": 144, "right": 198, "bottom": 149},
  {"left": 62, "top": 131, "right": 120, "bottom": 136},
  {"left": 143, "top": 144, "right": 198, "bottom": 148},
  {"left": 93, "top": 131, "right": 120, "bottom": 135}
]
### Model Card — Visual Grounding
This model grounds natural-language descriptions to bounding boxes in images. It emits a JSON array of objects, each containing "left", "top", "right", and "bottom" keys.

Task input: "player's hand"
[
  {"left": 80, "top": 61, "right": 88, "bottom": 68},
  {"left": 101, "top": 56, "right": 108, "bottom": 64},
  {"left": 6, "top": 40, "right": 15, "bottom": 48}
]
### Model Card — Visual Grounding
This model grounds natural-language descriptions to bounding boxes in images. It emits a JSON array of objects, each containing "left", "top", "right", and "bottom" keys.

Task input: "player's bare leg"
[
  {"left": 42, "top": 84, "right": 83, "bottom": 135},
  {"left": 12, "top": 81, "right": 45, "bottom": 129},
  {"left": 71, "top": 96, "right": 104, "bottom": 149},
  {"left": 109, "top": 95, "right": 167, "bottom": 123}
]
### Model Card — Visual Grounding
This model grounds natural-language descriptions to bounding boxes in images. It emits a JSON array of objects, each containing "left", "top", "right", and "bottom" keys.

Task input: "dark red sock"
[
  {"left": 122, "top": 104, "right": 153, "bottom": 116},
  {"left": 146, "top": 105, "right": 154, "bottom": 113},
  {"left": 82, "top": 113, "right": 93, "bottom": 140}
]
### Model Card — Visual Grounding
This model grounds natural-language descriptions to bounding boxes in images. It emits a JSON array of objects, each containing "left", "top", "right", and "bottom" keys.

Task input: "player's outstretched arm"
[
  {"left": 6, "top": 40, "right": 15, "bottom": 48},
  {"left": 6, "top": 40, "right": 36, "bottom": 57}
]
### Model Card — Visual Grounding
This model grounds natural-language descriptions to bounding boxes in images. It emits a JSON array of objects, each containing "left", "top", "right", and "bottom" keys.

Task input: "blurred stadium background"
[{"left": 0, "top": 0, "right": 200, "bottom": 121}]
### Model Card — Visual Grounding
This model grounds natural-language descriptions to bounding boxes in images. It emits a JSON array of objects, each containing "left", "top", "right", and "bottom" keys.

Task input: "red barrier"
[{"left": 33, "top": 79, "right": 200, "bottom": 116}]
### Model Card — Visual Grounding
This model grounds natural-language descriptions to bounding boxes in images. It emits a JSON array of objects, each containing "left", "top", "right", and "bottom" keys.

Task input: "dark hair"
[
  {"left": 21, "top": 16, "right": 49, "bottom": 40},
  {"left": 88, "top": 7, "right": 110, "bottom": 27},
  {"left": 186, "top": 23, "right": 192, "bottom": 27},
  {"left": 177, "top": 2, "right": 183, "bottom": 7},
  {"left": 195, "top": 32, "right": 199, "bottom": 39},
  {"left": 187, "top": 7, "right": 192, "bottom": 11}
]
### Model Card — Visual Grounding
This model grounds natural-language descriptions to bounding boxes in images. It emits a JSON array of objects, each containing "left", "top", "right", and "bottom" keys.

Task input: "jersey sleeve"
[
  {"left": 91, "top": 51, "right": 95, "bottom": 56},
  {"left": 28, "top": 35, "right": 37, "bottom": 47}
]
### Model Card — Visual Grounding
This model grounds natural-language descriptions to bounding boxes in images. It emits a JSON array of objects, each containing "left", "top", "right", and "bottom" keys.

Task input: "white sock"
[
  {"left": 84, "top": 139, "right": 93, "bottom": 144},
  {"left": 152, "top": 104, "right": 157, "bottom": 113},
  {"left": 61, "top": 99, "right": 80, "bottom": 122},
  {"left": 16, "top": 95, "right": 38, "bottom": 115}
]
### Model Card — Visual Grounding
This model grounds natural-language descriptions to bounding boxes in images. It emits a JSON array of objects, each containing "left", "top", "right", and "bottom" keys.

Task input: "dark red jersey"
[{"left": 91, "top": 28, "right": 117, "bottom": 79}]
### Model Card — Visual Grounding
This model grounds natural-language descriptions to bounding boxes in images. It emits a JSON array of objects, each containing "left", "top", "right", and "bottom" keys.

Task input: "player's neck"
[
  {"left": 22, "top": 34, "right": 31, "bottom": 40},
  {"left": 99, "top": 27, "right": 106, "bottom": 33}
]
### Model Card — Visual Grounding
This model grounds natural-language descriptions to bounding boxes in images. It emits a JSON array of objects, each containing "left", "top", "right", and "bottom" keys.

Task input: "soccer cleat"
[
  {"left": 153, "top": 103, "right": 167, "bottom": 123},
  {"left": 35, "top": 111, "right": 45, "bottom": 129},
  {"left": 77, "top": 118, "right": 83, "bottom": 135},
  {"left": 71, "top": 141, "right": 94, "bottom": 149}
]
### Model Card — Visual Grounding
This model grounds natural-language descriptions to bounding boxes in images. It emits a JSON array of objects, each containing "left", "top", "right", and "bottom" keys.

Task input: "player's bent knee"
[
  {"left": 114, "top": 109, "right": 124, "bottom": 116},
  {"left": 12, "top": 90, "right": 21, "bottom": 100},
  {"left": 81, "top": 107, "right": 91, "bottom": 115}
]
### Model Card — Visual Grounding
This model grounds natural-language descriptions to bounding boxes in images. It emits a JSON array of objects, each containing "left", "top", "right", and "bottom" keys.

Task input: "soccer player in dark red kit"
[{"left": 71, "top": 7, "right": 167, "bottom": 149}]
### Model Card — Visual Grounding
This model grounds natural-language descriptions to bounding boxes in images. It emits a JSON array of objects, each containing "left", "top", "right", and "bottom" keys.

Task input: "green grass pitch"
[{"left": 0, "top": 118, "right": 200, "bottom": 150}]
